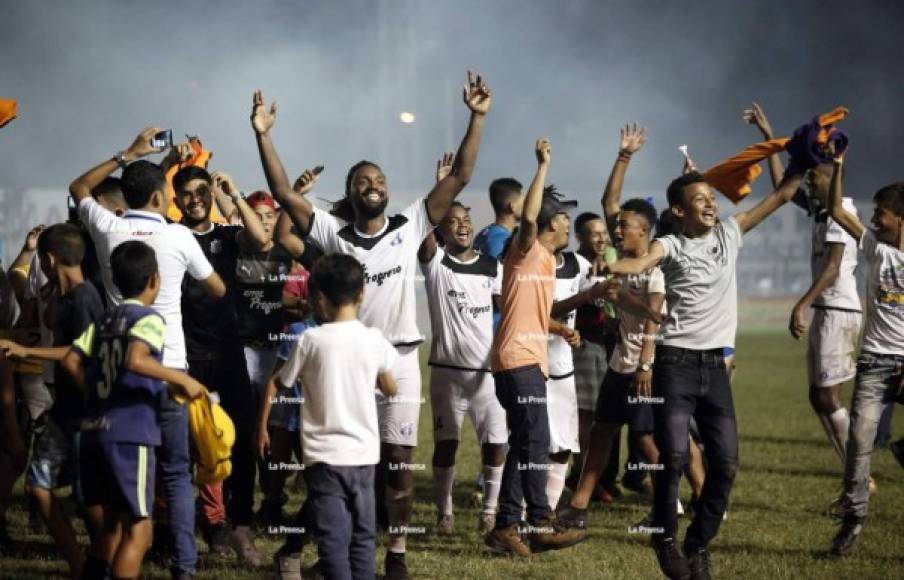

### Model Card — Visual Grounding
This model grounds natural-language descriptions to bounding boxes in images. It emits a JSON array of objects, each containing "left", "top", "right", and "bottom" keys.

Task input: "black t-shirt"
[
  {"left": 182, "top": 224, "right": 242, "bottom": 354},
  {"left": 235, "top": 242, "right": 293, "bottom": 344},
  {"left": 50, "top": 281, "right": 105, "bottom": 431},
  {"left": 81, "top": 229, "right": 107, "bottom": 307}
]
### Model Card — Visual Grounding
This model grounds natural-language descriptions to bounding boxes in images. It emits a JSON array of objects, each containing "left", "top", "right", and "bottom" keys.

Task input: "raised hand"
[
  {"left": 743, "top": 102, "right": 774, "bottom": 138},
  {"left": 435, "top": 152, "right": 456, "bottom": 183},
  {"left": 211, "top": 170, "right": 240, "bottom": 199},
  {"left": 619, "top": 123, "right": 647, "bottom": 155},
  {"left": 462, "top": 70, "right": 492, "bottom": 116},
  {"left": 251, "top": 90, "right": 278, "bottom": 135},
  {"left": 535, "top": 137, "right": 552, "bottom": 165},
  {"left": 22, "top": 224, "right": 45, "bottom": 252},
  {"left": 292, "top": 167, "right": 321, "bottom": 195},
  {"left": 126, "top": 127, "right": 165, "bottom": 159}
]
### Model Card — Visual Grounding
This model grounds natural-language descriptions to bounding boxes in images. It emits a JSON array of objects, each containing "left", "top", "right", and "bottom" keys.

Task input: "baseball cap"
[
  {"left": 246, "top": 190, "right": 277, "bottom": 210},
  {"left": 537, "top": 192, "right": 578, "bottom": 230}
]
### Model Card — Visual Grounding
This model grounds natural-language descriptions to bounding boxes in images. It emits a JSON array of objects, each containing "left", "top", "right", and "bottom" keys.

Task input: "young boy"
[
  {"left": 823, "top": 160, "right": 904, "bottom": 556},
  {"left": 62, "top": 241, "right": 204, "bottom": 580},
  {"left": 0, "top": 223, "right": 105, "bottom": 579},
  {"left": 273, "top": 253, "right": 398, "bottom": 580}
]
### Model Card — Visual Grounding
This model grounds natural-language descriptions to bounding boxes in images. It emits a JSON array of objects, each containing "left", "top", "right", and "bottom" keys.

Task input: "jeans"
[
  {"left": 158, "top": 387, "right": 197, "bottom": 575},
  {"left": 188, "top": 346, "right": 256, "bottom": 526},
  {"left": 651, "top": 346, "right": 739, "bottom": 550},
  {"left": 244, "top": 345, "right": 279, "bottom": 494},
  {"left": 303, "top": 464, "right": 376, "bottom": 580},
  {"left": 493, "top": 364, "right": 551, "bottom": 528},
  {"left": 842, "top": 351, "right": 903, "bottom": 518}
]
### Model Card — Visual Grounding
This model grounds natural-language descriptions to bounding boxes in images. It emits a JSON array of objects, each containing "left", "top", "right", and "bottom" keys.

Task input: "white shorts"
[
  {"left": 377, "top": 344, "right": 422, "bottom": 446},
  {"left": 547, "top": 372, "right": 580, "bottom": 454},
  {"left": 429, "top": 366, "right": 507, "bottom": 445},
  {"left": 807, "top": 308, "right": 862, "bottom": 388},
  {"left": 573, "top": 341, "right": 607, "bottom": 412}
]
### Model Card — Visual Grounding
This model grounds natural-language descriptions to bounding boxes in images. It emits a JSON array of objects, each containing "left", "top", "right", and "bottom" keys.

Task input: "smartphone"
[
  {"left": 151, "top": 129, "right": 173, "bottom": 149},
  {"left": 313, "top": 165, "right": 324, "bottom": 175}
]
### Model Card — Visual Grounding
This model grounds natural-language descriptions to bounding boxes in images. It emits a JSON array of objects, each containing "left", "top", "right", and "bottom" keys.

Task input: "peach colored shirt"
[{"left": 491, "top": 239, "right": 556, "bottom": 376}]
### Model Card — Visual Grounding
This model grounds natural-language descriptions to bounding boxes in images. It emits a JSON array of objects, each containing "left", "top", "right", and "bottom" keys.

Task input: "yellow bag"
[{"left": 179, "top": 389, "right": 235, "bottom": 485}]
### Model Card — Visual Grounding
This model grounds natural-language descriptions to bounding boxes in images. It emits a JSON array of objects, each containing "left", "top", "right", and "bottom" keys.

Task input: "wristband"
[
  {"left": 617, "top": 150, "right": 633, "bottom": 162},
  {"left": 113, "top": 151, "right": 129, "bottom": 170}
]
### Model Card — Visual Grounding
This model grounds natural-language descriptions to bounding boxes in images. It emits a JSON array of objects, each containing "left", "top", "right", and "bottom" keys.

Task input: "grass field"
[{"left": 3, "top": 330, "right": 903, "bottom": 579}]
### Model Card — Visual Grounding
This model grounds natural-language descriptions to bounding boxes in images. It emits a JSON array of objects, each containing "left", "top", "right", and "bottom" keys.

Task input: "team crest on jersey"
[
  {"left": 390, "top": 231, "right": 404, "bottom": 246},
  {"left": 400, "top": 422, "right": 415, "bottom": 437},
  {"left": 210, "top": 239, "right": 222, "bottom": 254}
]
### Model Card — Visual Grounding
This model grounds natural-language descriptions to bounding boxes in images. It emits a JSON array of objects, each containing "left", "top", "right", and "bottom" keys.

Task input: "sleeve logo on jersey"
[{"left": 363, "top": 264, "right": 403, "bottom": 286}]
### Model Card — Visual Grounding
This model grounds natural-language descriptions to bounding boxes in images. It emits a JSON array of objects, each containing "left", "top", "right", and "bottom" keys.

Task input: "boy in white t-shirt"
[
  {"left": 275, "top": 254, "right": 398, "bottom": 579},
  {"left": 823, "top": 159, "right": 904, "bottom": 557}
]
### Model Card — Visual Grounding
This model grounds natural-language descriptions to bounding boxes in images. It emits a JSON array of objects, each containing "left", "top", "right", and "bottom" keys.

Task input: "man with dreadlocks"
[{"left": 250, "top": 71, "right": 491, "bottom": 580}]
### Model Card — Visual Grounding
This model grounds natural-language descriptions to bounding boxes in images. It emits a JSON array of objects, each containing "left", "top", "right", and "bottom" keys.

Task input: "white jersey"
[
  {"left": 610, "top": 266, "right": 667, "bottom": 374},
  {"left": 548, "top": 252, "right": 593, "bottom": 378},
  {"left": 811, "top": 197, "right": 861, "bottom": 311},
  {"left": 657, "top": 217, "right": 743, "bottom": 350},
  {"left": 306, "top": 198, "right": 434, "bottom": 345},
  {"left": 421, "top": 247, "right": 502, "bottom": 371},
  {"left": 78, "top": 198, "right": 214, "bottom": 370},
  {"left": 859, "top": 229, "right": 904, "bottom": 356}
]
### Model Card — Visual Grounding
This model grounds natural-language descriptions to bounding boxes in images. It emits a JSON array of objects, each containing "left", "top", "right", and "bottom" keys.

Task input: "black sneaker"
[
  {"left": 385, "top": 551, "right": 410, "bottom": 580},
  {"left": 651, "top": 536, "right": 691, "bottom": 580},
  {"left": 684, "top": 545, "right": 712, "bottom": 580},
  {"left": 555, "top": 505, "right": 589, "bottom": 530},
  {"left": 890, "top": 439, "right": 904, "bottom": 471},
  {"left": 831, "top": 515, "right": 865, "bottom": 557}
]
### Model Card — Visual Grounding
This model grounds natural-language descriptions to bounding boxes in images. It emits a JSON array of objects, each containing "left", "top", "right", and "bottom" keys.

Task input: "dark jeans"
[
  {"left": 158, "top": 388, "right": 197, "bottom": 575},
  {"left": 493, "top": 364, "right": 551, "bottom": 527},
  {"left": 187, "top": 346, "right": 256, "bottom": 526},
  {"left": 651, "top": 346, "right": 739, "bottom": 550},
  {"left": 303, "top": 463, "right": 376, "bottom": 580}
]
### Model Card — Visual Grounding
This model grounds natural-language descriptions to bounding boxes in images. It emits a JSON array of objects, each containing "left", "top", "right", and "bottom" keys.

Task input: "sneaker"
[
  {"left": 891, "top": 439, "right": 904, "bottom": 470},
  {"left": 484, "top": 524, "right": 531, "bottom": 557},
  {"left": 478, "top": 512, "right": 496, "bottom": 534},
  {"left": 230, "top": 525, "right": 262, "bottom": 567},
  {"left": 830, "top": 515, "right": 866, "bottom": 557},
  {"left": 651, "top": 536, "right": 691, "bottom": 580},
  {"left": 384, "top": 551, "right": 410, "bottom": 579},
  {"left": 274, "top": 550, "right": 301, "bottom": 580},
  {"left": 436, "top": 513, "right": 454, "bottom": 536},
  {"left": 555, "top": 505, "right": 588, "bottom": 530},
  {"left": 202, "top": 522, "right": 231, "bottom": 556},
  {"left": 684, "top": 545, "right": 712, "bottom": 580},
  {"left": 527, "top": 517, "right": 587, "bottom": 552}
]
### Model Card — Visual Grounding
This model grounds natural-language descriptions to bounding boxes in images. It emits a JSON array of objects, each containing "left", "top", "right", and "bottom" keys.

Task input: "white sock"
[
  {"left": 432, "top": 465, "right": 455, "bottom": 517},
  {"left": 829, "top": 408, "right": 850, "bottom": 463},
  {"left": 482, "top": 464, "right": 504, "bottom": 515},
  {"left": 546, "top": 461, "right": 569, "bottom": 510},
  {"left": 386, "top": 489, "right": 411, "bottom": 554}
]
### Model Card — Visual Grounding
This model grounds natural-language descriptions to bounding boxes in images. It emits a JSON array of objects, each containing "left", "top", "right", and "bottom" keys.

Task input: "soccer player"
[
  {"left": 63, "top": 240, "right": 204, "bottom": 580},
  {"left": 474, "top": 178, "right": 524, "bottom": 261},
  {"left": 605, "top": 162, "right": 803, "bottom": 579},
  {"left": 484, "top": 138, "right": 586, "bottom": 557},
  {"left": 823, "top": 161, "right": 904, "bottom": 556},
  {"left": 419, "top": 155, "right": 507, "bottom": 535},
  {"left": 252, "top": 71, "right": 491, "bottom": 580}
]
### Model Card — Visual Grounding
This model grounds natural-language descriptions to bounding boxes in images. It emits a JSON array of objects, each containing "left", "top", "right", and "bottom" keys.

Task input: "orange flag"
[
  {"left": 0, "top": 98, "right": 17, "bottom": 129},
  {"left": 165, "top": 136, "right": 227, "bottom": 224}
]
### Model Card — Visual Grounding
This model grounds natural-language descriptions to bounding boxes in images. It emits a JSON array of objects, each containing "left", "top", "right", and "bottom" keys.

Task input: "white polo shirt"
[{"left": 78, "top": 197, "right": 214, "bottom": 369}]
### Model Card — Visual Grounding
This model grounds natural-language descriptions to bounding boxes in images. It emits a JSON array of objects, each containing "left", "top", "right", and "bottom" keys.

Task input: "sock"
[
  {"left": 482, "top": 464, "right": 504, "bottom": 515},
  {"left": 432, "top": 465, "right": 455, "bottom": 517},
  {"left": 546, "top": 461, "right": 569, "bottom": 511},
  {"left": 829, "top": 408, "right": 850, "bottom": 463},
  {"left": 386, "top": 488, "right": 412, "bottom": 554}
]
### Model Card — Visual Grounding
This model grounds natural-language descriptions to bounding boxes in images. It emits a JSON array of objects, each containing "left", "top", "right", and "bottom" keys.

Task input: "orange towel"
[
  {"left": 0, "top": 98, "right": 17, "bottom": 129},
  {"left": 704, "top": 106, "right": 848, "bottom": 204},
  {"left": 165, "top": 136, "right": 226, "bottom": 223}
]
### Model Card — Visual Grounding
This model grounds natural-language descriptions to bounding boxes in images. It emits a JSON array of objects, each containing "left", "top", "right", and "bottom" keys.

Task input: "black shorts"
[{"left": 593, "top": 369, "right": 655, "bottom": 433}]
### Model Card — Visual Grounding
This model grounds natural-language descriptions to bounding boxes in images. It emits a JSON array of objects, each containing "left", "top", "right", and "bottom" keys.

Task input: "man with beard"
[{"left": 251, "top": 71, "right": 491, "bottom": 580}]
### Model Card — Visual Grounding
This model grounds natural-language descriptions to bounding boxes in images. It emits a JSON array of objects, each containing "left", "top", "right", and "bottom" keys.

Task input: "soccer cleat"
[
  {"left": 230, "top": 525, "right": 262, "bottom": 567},
  {"left": 555, "top": 505, "right": 589, "bottom": 530},
  {"left": 651, "top": 536, "right": 691, "bottom": 580},
  {"left": 385, "top": 551, "right": 411, "bottom": 579},
  {"left": 527, "top": 517, "right": 587, "bottom": 552},
  {"left": 485, "top": 524, "right": 532, "bottom": 557},
  {"left": 831, "top": 515, "right": 865, "bottom": 557},
  {"left": 436, "top": 513, "right": 455, "bottom": 536},
  {"left": 478, "top": 512, "right": 496, "bottom": 534},
  {"left": 684, "top": 546, "right": 712, "bottom": 580}
]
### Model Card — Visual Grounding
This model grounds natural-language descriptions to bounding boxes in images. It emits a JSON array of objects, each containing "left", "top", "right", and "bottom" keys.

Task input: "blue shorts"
[
  {"left": 80, "top": 435, "right": 155, "bottom": 519},
  {"left": 593, "top": 369, "right": 655, "bottom": 433}
]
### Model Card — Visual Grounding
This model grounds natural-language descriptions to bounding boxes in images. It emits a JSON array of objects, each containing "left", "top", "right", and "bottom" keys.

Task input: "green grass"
[{"left": 4, "top": 331, "right": 904, "bottom": 579}]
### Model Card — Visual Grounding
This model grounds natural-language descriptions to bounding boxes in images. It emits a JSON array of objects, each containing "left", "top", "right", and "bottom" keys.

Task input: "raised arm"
[
  {"left": 743, "top": 102, "right": 784, "bottom": 189},
  {"left": 826, "top": 157, "right": 864, "bottom": 241},
  {"left": 69, "top": 127, "right": 164, "bottom": 205},
  {"left": 275, "top": 211, "right": 306, "bottom": 259},
  {"left": 733, "top": 170, "right": 804, "bottom": 234},
  {"left": 425, "top": 71, "right": 492, "bottom": 224},
  {"left": 212, "top": 171, "right": 269, "bottom": 251},
  {"left": 602, "top": 124, "right": 647, "bottom": 235},
  {"left": 516, "top": 138, "right": 551, "bottom": 254},
  {"left": 607, "top": 240, "right": 665, "bottom": 276},
  {"left": 252, "top": 90, "right": 318, "bottom": 234}
]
